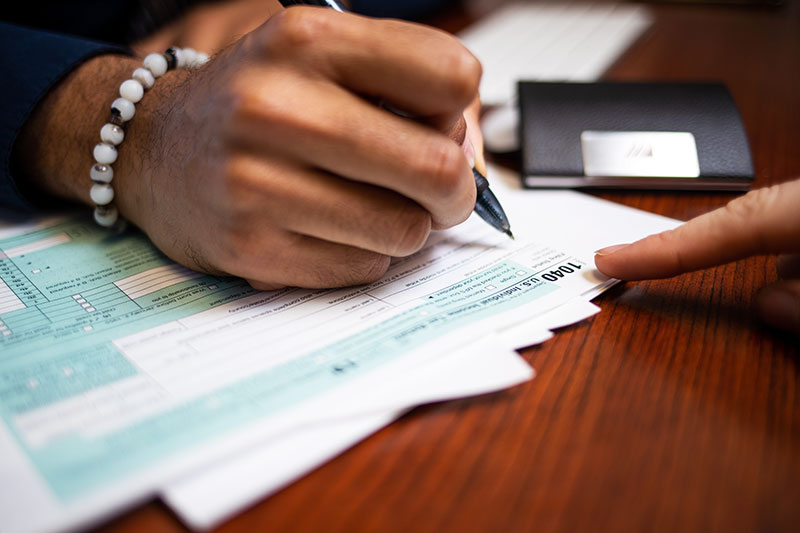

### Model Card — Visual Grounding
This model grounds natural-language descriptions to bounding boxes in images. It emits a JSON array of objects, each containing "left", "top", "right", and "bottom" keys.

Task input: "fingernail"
[
  {"left": 463, "top": 131, "right": 477, "bottom": 169},
  {"left": 594, "top": 244, "right": 630, "bottom": 256},
  {"left": 757, "top": 288, "right": 800, "bottom": 333}
]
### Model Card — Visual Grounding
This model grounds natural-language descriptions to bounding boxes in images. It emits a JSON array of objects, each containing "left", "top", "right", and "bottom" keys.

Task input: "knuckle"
[
  {"left": 231, "top": 71, "right": 288, "bottom": 124},
  {"left": 416, "top": 140, "right": 467, "bottom": 201},
  {"left": 225, "top": 229, "right": 297, "bottom": 283},
  {"left": 726, "top": 185, "right": 775, "bottom": 220},
  {"left": 386, "top": 205, "right": 431, "bottom": 256},
  {"left": 724, "top": 185, "right": 781, "bottom": 253},
  {"left": 345, "top": 253, "right": 391, "bottom": 286},
  {"left": 220, "top": 155, "right": 259, "bottom": 204},
  {"left": 437, "top": 46, "right": 482, "bottom": 104},
  {"left": 230, "top": 70, "right": 331, "bottom": 144},
  {"left": 262, "top": 7, "right": 331, "bottom": 53},
  {"left": 300, "top": 249, "right": 390, "bottom": 288}
]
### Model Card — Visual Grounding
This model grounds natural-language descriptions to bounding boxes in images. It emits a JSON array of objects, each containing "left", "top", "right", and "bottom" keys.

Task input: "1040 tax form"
[{"left": 0, "top": 166, "right": 680, "bottom": 532}]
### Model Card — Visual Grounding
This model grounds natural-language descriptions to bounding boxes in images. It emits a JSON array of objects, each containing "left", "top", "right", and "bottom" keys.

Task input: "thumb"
[
  {"left": 463, "top": 95, "right": 486, "bottom": 175},
  {"left": 594, "top": 178, "right": 800, "bottom": 280},
  {"left": 757, "top": 280, "right": 800, "bottom": 336}
]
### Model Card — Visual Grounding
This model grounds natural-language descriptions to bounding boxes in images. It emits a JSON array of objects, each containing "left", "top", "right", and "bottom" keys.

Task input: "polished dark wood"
[{"left": 97, "top": 3, "right": 800, "bottom": 532}]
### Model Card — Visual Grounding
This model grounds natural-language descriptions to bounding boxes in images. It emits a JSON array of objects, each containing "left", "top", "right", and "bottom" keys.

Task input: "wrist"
[
  {"left": 15, "top": 55, "right": 141, "bottom": 205},
  {"left": 14, "top": 53, "right": 193, "bottom": 229},
  {"left": 109, "top": 64, "right": 192, "bottom": 231}
]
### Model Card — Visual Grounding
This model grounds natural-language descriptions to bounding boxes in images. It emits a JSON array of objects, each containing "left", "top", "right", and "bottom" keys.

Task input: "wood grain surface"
[{"left": 95, "top": 2, "right": 800, "bottom": 532}]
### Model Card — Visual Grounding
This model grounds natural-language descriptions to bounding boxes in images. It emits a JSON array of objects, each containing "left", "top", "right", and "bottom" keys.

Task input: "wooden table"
[{"left": 99, "top": 2, "right": 800, "bottom": 532}]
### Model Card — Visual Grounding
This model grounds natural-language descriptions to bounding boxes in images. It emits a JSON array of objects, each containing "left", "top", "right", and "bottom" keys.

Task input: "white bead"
[
  {"left": 144, "top": 53, "right": 168, "bottom": 77},
  {"left": 93, "top": 143, "right": 118, "bottom": 164},
  {"left": 100, "top": 123, "right": 124, "bottom": 145},
  {"left": 90, "top": 164, "right": 114, "bottom": 183},
  {"left": 90, "top": 183, "right": 115, "bottom": 205},
  {"left": 196, "top": 52, "right": 210, "bottom": 66},
  {"left": 94, "top": 206, "right": 119, "bottom": 227},
  {"left": 119, "top": 79, "right": 144, "bottom": 103},
  {"left": 132, "top": 67, "right": 155, "bottom": 89},
  {"left": 174, "top": 48, "right": 186, "bottom": 69},
  {"left": 111, "top": 97, "right": 135, "bottom": 121},
  {"left": 183, "top": 48, "right": 198, "bottom": 68}
]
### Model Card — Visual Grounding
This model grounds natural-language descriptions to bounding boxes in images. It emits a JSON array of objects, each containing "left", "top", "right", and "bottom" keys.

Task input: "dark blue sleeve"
[
  {"left": 350, "top": 0, "right": 457, "bottom": 19},
  {"left": 0, "top": 22, "right": 130, "bottom": 212}
]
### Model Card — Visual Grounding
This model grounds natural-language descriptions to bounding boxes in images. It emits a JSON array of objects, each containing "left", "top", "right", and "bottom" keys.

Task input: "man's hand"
[
  {"left": 17, "top": 7, "right": 482, "bottom": 290},
  {"left": 594, "top": 178, "right": 800, "bottom": 335}
]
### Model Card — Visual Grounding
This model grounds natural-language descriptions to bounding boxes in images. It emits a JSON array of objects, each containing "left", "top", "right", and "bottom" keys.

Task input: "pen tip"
[{"left": 506, "top": 230, "right": 515, "bottom": 240}]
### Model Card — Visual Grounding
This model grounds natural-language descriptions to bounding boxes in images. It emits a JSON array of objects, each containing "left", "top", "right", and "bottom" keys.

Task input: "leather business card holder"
[{"left": 518, "top": 81, "right": 754, "bottom": 190}]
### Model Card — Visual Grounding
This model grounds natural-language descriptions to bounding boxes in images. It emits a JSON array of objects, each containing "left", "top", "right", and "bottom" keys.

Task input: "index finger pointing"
[{"left": 594, "top": 179, "right": 800, "bottom": 280}]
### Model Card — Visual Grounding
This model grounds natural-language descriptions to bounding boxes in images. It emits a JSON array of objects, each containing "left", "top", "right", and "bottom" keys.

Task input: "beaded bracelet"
[{"left": 90, "top": 47, "right": 210, "bottom": 228}]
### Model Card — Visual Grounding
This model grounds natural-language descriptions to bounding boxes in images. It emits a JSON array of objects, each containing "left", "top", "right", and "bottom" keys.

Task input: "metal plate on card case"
[{"left": 580, "top": 131, "right": 701, "bottom": 178}]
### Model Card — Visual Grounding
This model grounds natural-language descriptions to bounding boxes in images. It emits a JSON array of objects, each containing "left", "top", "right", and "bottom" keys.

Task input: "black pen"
[{"left": 279, "top": 0, "right": 514, "bottom": 239}]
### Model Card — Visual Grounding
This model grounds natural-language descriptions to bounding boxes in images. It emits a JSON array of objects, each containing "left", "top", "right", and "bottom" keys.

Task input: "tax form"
[
  {"left": 162, "top": 166, "right": 682, "bottom": 529},
  {"left": 0, "top": 168, "right": 678, "bottom": 532},
  {"left": 162, "top": 298, "right": 603, "bottom": 530}
]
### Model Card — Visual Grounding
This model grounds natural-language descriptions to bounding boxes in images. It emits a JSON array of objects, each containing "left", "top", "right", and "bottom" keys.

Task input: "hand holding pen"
[
  {"left": 112, "top": 5, "right": 494, "bottom": 290},
  {"left": 280, "top": 0, "right": 513, "bottom": 238},
  {"left": 28, "top": 2, "right": 501, "bottom": 290}
]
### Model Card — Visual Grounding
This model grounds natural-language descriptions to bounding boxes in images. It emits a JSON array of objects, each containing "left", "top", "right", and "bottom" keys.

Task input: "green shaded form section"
[
  {"left": 26, "top": 260, "right": 556, "bottom": 500},
  {"left": 0, "top": 218, "right": 258, "bottom": 415},
  {"left": 0, "top": 345, "right": 137, "bottom": 414}
]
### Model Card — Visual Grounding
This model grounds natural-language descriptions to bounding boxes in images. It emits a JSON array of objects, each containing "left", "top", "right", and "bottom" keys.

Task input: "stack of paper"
[{"left": 0, "top": 164, "right": 679, "bottom": 532}]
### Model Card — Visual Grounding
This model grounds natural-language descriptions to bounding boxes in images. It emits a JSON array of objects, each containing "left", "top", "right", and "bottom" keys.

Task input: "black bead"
[
  {"left": 109, "top": 114, "right": 125, "bottom": 127},
  {"left": 164, "top": 48, "right": 178, "bottom": 70}
]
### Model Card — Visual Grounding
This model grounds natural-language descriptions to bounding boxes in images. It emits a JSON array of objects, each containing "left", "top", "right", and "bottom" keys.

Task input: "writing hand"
[
  {"left": 17, "top": 7, "right": 482, "bottom": 290},
  {"left": 594, "top": 178, "right": 800, "bottom": 335},
  {"left": 133, "top": 0, "right": 486, "bottom": 172}
]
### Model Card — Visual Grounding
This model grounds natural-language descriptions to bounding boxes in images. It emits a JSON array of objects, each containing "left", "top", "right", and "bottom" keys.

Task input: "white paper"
[
  {"left": 163, "top": 297, "right": 604, "bottom": 530},
  {"left": 162, "top": 166, "right": 682, "bottom": 530},
  {"left": 163, "top": 336, "right": 532, "bottom": 530},
  {"left": 458, "top": 2, "right": 652, "bottom": 105},
  {"left": 0, "top": 168, "right": 639, "bottom": 533}
]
